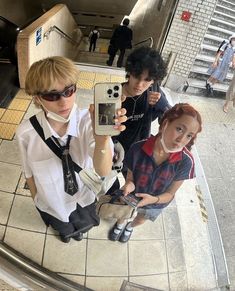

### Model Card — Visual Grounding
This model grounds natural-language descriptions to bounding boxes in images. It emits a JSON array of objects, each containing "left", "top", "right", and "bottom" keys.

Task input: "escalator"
[{"left": 0, "top": 16, "right": 20, "bottom": 108}]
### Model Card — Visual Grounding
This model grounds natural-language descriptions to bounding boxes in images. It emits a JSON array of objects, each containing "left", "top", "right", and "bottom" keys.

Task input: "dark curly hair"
[
  {"left": 159, "top": 103, "right": 202, "bottom": 150},
  {"left": 125, "top": 46, "right": 167, "bottom": 81}
]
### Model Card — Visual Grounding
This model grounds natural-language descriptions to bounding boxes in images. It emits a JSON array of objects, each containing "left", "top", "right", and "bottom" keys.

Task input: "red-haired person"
[{"left": 109, "top": 103, "right": 202, "bottom": 242}]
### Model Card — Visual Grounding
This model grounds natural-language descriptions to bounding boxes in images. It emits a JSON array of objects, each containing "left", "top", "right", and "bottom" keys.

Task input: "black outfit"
[
  {"left": 107, "top": 25, "right": 133, "bottom": 67},
  {"left": 89, "top": 30, "right": 99, "bottom": 52},
  {"left": 108, "top": 84, "right": 171, "bottom": 193},
  {"left": 37, "top": 202, "right": 100, "bottom": 239}
]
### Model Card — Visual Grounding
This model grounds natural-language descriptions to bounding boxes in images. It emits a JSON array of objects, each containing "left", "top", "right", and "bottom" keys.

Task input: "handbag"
[{"left": 96, "top": 190, "right": 136, "bottom": 221}]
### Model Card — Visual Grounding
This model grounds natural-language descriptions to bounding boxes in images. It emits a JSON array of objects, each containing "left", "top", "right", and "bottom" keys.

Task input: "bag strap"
[
  {"left": 109, "top": 189, "right": 124, "bottom": 203},
  {"left": 29, "top": 115, "right": 82, "bottom": 173}
]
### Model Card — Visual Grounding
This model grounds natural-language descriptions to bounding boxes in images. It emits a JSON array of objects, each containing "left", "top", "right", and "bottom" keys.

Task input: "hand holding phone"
[
  {"left": 148, "top": 83, "right": 161, "bottom": 106},
  {"left": 94, "top": 82, "right": 122, "bottom": 136},
  {"left": 120, "top": 192, "right": 141, "bottom": 208}
]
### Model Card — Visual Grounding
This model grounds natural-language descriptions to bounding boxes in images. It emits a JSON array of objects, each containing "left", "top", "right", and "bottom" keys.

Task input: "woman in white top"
[{"left": 16, "top": 56, "right": 126, "bottom": 243}]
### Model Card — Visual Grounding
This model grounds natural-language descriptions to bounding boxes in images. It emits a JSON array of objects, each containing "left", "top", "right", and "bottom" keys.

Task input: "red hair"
[{"left": 159, "top": 103, "right": 202, "bottom": 150}]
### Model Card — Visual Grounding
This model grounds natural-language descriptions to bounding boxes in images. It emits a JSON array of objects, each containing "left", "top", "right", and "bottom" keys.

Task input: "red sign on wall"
[{"left": 181, "top": 11, "right": 192, "bottom": 22}]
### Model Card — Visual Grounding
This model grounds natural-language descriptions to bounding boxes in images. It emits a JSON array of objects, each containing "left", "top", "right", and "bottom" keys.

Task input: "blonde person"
[
  {"left": 109, "top": 103, "right": 202, "bottom": 242},
  {"left": 16, "top": 56, "right": 127, "bottom": 243}
]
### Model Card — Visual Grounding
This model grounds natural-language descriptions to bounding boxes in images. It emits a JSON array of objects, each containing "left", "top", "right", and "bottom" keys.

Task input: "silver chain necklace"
[{"left": 124, "top": 84, "right": 143, "bottom": 117}]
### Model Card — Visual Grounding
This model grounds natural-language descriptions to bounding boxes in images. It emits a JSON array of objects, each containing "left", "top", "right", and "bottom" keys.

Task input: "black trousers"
[
  {"left": 89, "top": 39, "right": 97, "bottom": 52},
  {"left": 37, "top": 201, "right": 100, "bottom": 238},
  {"left": 107, "top": 47, "right": 126, "bottom": 67}
]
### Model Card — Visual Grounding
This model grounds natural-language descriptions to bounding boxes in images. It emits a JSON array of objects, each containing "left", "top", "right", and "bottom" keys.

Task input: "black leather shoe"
[
  {"left": 108, "top": 223, "right": 125, "bottom": 241},
  {"left": 119, "top": 225, "right": 133, "bottom": 243},
  {"left": 60, "top": 236, "right": 71, "bottom": 243},
  {"left": 73, "top": 233, "right": 83, "bottom": 241}
]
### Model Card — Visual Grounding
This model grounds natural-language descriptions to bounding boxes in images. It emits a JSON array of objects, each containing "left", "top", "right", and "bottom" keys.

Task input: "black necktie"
[{"left": 52, "top": 135, "right": 79, "bottom": 196}]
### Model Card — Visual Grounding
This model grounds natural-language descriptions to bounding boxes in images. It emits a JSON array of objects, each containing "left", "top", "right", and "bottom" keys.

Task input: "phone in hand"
[
  {"left": 94, "top": 82, "right": 122, "bottom": 136},
  {"left": 120, "top": 192, "right": 141, "bottom": 208}
]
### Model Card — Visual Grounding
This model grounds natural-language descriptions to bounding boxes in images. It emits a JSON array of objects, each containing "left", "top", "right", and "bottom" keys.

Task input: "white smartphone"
[{"left": 94, "top": 82, "right": 122, "bottom": 136}]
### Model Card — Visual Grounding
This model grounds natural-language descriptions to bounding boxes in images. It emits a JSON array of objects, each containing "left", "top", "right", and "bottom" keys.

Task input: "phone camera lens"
[
  {"left": 114, "top": 85, "right": 119, "bottom": 91},
  {"left": 107, "top": 89, "right": 112, "bottom": 94},
  {"left": 113, "top": 93, "right": 119, "bottom": 98}
]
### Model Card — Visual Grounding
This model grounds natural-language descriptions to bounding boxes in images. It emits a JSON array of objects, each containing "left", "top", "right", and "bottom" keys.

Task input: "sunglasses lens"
[
  {"left": 64, "top": 85, "right": 76, "bottom": 97},
  {"left": 39, "top": 84, "right": 76, "bottom": 102},
  {"left": 41, "top": 93, "right": 60, "bottom": 101}
]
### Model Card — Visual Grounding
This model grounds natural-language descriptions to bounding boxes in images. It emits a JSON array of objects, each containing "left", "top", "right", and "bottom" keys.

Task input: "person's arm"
[
  {"left": 212, "top": 51, "right": 223, "bottom": 68},
  {"left": 136, "top": 180, "right": 184, "bottom": 207},
  {"left": 232, "top": 54, "right": 235, "bottom": 69},
  {"left": 93, "top": 136, "right": 113, "bottom": 177},
  {"left": 122, "top": 170, "right": 135, "bottom": 195},
  {"left": 26, "top": 176, "right": 37, "bottom": 200}
]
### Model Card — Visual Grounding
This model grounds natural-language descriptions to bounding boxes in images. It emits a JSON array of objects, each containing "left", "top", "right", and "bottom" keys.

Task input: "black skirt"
[{"left": 37, "top": 201, "right": 100, "bottom": 238}]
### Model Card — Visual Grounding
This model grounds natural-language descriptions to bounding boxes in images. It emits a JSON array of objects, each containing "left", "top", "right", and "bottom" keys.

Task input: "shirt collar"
[
  {"left": 142, "top": 135, "right": 183, "bottom": 164},
  {"left": 38, "top": 109, "right": 78, "bottom": 140}
]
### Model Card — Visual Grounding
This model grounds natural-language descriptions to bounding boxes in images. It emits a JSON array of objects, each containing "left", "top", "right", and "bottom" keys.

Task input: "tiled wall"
[{"left": 17, "top": 4, "right": 82, "bottom": 88}]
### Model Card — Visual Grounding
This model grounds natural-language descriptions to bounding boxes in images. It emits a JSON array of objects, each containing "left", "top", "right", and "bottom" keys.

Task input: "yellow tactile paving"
[
  {"left": 110, "top": 75, "right": 126, "bottom": 83},
  {"left": 77, "top": 79, "right": 94, "bottom": 90},
  {"left": 94, "top": 73, "right": 110, "bottom": 82},
  {"left": 8, "top": 99, "right": 31, "bottom": 111},
  {"left": 0, "top": 110, "right": 25, "bottom": 124},
  {"left": 15, "top": 89, "right": 31, "bottom": 100},
  {"left": 78, "top": 71, "right": 95, "bottom": 81},
  {"left": 0, "top": 122, "right": 18, "bottom": 140},
  {"left": 0, "top": 109, "right": 6, "bottom": 119}
]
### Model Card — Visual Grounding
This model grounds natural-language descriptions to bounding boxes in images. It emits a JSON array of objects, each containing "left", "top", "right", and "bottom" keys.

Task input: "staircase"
[{"left": 187, "top": 0, "right": 235, "bottom": 98}]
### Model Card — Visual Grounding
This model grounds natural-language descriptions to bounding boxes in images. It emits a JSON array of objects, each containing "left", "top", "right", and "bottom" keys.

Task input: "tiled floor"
[{"left": 0, "top": 65, "right": 218, "bottom": 290}]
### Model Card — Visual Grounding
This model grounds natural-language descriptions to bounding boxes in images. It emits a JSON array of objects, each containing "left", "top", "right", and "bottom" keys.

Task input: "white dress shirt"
[{"left": 16, "top": 108, "right": 112, "bottom": 222}]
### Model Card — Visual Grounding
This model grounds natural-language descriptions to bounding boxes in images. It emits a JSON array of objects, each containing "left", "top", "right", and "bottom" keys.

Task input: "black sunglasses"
[{"left": 38, "top": 84, "right": 76, "bottom": 102}]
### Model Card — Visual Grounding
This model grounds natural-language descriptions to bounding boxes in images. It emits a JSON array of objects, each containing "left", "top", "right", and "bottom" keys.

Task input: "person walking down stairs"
[
  {"left": 106, "top": 18, "right": 133, "bottom": 68},
  {"left": 89, "top": 26, "right": 100, "bottom": 52},
  {"left": 206, "top": 34, "right": 235, "bottom": 97}
]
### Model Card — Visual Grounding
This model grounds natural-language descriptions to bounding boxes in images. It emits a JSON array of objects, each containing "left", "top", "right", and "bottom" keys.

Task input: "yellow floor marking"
[
  {"left": 0, "top": 108, "right": 6, "bottom": 119},
  {"left": 196, "top": 185, "right": 208, "bottom": 223},
  {"left": 0, "top": 123, "right": 18, "bottom": 140},
  {"left": 0, "top": 110, "right": 25, "bottom": 124},
  {"left": 77, "top": 79, "right": 94, "bottom": 90},
  {"left": 8, "top": 99, "right": 31, "bottom": 111},
  {"left": 15, "top": 89, "right": 32, "bottom": 100},
  {"left": 94, "top": 73, "right": 110, "bottom": 82},
  {"left": 110, "top": 75, "right": 126, "bottom": 83},
  {"left": 78, "top": 71, "right": 95, "bottom": 81}
]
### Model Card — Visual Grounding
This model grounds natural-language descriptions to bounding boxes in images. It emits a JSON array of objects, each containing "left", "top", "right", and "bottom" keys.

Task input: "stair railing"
[
  {"left": 133, "top": 37, "right": 153, "bottom": 48},
  {"left": 44, "top": 25, "right": 81, "bottom": 46}
]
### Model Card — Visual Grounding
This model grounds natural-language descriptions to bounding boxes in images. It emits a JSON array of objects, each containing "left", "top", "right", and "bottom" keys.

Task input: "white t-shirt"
[{"left": 16, "top": 108, "right": 111, "bottom": 222}]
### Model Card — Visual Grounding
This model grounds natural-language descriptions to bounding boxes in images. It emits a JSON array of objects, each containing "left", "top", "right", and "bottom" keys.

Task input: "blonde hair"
[{"left": 25, "top": 56, "right": 79, "bottom": 96}]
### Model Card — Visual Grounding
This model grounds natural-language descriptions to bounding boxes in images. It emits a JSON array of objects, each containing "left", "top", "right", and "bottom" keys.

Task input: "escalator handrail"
[{"left": 0, "top": 241, "right": 92, "bottom": 291}]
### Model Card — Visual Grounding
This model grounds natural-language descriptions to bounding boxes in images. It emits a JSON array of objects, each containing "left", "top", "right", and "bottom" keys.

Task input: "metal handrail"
[
  {"left": 133, "top": 37, "right": 153, "bottom": 48},
  {"left": 0, "top": 242, "right": 92, "bottom": 291},
  {"left": 44, "top": 25, "right": 80, "bottom": 46}
]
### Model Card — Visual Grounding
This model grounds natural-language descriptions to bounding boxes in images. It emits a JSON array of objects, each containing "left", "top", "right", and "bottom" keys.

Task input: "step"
[
  {"left": 218, "top": 0, "right": 235, "bottom": 9},
  {"left": 191, "top": 65, "right": 233, "bottom": 80},
  {"left": 211, "top": 17, "right": 235, "bottom": 30},
  {"left": 204, "top": 33, "right": 226, "bottom": 43},
  {"left": 201, "top": 43, "right": 217, "bottom": 53},
  {"left": 187, "top": 78, "right": 228, "bottom": 92},
  {"left": 208, "top": 24, "right": 233, "bottom": 37},
  {"left": 214, "top": 9, "right": 235, "bottom": 22},
  {"left": 216, "top": 4, "right": 235, "bottom": 15}
]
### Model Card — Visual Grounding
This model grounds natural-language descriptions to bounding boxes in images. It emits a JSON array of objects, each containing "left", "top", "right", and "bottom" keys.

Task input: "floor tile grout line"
[
  {"left": 41, "top": 232, "right": 48, "bottom": 267},
  {"left": 84, "top": 233, "right": 89, "bottom": 287}
]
